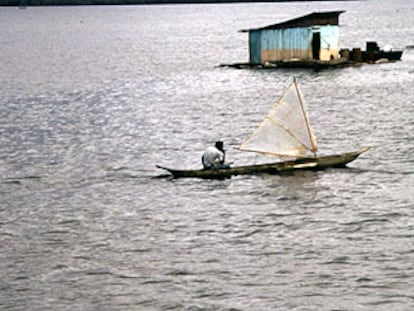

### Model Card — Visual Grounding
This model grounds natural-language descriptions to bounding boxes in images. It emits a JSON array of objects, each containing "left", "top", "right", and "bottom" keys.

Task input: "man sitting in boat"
[{"left": 202, "top": 141, "right": 230, "bottom": 170}]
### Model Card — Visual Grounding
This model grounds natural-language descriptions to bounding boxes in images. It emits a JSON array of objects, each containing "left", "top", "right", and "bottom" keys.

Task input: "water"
[{"left": 1, "top": 1, "right": 413, "bottom": 310}]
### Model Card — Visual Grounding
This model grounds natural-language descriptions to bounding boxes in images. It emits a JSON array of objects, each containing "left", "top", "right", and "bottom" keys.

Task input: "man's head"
[{"left": 215, "top": 141, "right": 224, "bottom": 151}]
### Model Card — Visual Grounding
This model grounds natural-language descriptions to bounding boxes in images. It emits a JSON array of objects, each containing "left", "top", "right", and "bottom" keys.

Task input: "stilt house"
[{"left": 241, "top": 11, "right": 345, "bottom": 64}]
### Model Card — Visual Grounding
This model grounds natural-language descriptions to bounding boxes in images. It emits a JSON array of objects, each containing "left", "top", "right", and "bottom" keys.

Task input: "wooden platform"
[{"left": 219, "top": 58, "right": 359, "bottom": 70}]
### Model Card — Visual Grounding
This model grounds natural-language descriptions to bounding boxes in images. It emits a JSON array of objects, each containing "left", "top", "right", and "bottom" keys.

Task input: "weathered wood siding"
[
  {"left": 318, "top": 25, "right": 340, "bottom": 60},
  {"left": 249, "top": 31, "right": 262, "bottom": 64},
  {"left": 261, "top": 27, "right": 312, "bottom": 62},
  {"left": 249, "top": 25, "right": 340, "bottom": 63}
]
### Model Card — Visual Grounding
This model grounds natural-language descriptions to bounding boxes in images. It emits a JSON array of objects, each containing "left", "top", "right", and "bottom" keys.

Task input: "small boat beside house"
[
  {"left": 360, "top": 41, "right": 402, "bottom": 63},
  {"left": 221, "top": 11, "right": 402, "bottom": 70}
]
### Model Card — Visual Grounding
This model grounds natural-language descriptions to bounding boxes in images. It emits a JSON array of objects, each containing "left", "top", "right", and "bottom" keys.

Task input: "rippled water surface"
[{"left": 1, "top": 1, "right": 413, "bottom": 310}]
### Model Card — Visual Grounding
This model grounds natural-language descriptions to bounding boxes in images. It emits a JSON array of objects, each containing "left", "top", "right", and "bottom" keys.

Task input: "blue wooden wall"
[{"left": 249, "top": 25, "right": 340, "bottom": 63}]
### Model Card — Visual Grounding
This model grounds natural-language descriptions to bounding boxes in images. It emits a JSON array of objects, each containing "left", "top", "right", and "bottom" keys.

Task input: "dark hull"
[
  {"left": 156, "top": 148, "right": 370, "bottom": 179},
  {"left": 362, "top": 50, "right": 403, "bottom": 62},
  {"left": 219, "top": 58, "right": 357, "bottom": 70}
]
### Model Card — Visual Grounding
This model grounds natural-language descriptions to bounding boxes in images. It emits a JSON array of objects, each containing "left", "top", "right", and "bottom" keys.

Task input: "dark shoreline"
[{"left": 3, "top": 0, "right": 354, "bottom": 6}]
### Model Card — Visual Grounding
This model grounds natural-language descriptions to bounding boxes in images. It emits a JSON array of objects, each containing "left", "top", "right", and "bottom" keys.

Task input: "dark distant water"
[{"left": 1, "top": 1, "right": 413, "bottom": 310}]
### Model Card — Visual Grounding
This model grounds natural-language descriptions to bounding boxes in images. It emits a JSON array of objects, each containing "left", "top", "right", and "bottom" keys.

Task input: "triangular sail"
[{"left": 238, "top": 79, "right": 318, "bottom": 158}]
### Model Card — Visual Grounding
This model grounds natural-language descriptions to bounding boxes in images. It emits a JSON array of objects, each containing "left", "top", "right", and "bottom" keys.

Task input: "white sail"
[{"left": 238, "top": 79, "right": 318, "bottom": 158}]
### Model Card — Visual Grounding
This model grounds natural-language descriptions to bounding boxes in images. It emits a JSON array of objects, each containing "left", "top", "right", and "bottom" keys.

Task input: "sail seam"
[{"left": 266, "top": 116, "right": 313, "bottom": 152}]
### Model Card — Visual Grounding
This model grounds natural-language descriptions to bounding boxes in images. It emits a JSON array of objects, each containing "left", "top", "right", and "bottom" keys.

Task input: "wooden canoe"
[{"left": 156, "top": 147, "right": 370, "bottom": 179}]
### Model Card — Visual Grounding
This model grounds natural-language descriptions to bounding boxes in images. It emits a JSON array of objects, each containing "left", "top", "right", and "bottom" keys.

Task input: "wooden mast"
[{"left": 293, "top": 77, "right": 318, "bottom": 157}]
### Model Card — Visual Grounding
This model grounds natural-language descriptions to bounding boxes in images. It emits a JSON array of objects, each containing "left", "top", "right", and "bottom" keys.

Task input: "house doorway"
[{"left": 312, "top": 32, "right": 321, "bottom": 60}]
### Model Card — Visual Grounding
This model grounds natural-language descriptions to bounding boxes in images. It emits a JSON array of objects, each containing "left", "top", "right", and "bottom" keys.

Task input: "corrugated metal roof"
[{"left": 240, "top": 11, "right": 345, "bottom": 32}]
